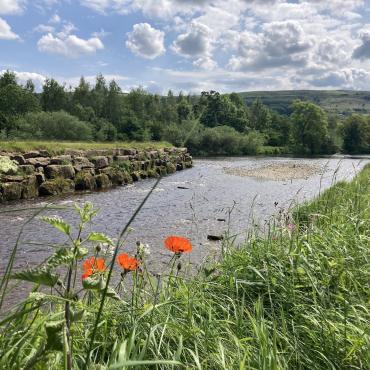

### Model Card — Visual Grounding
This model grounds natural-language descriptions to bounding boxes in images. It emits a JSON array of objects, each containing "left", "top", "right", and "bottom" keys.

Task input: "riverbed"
[{"left": 0, "top": 156, "right": 368, "bottom": 304}]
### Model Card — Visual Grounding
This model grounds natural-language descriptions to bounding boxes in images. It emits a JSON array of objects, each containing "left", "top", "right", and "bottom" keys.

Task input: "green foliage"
[
  {"left": 12, "top": 111, "right": 93, "bottom": 141},
  {"left": 41, "top": 216, "right": 71, "bottom": 235},
  {"left": 12, "top": 268, "right": 59, "bottom": 287},
  {"left": 0, "top": 70, "right": 368, "bottom": 155},
  {"left": 342, "top": 114, "right": 370, "bottom": 154},
  {"left": 290, "top": 100, "right": 333, "bottom": 155}
]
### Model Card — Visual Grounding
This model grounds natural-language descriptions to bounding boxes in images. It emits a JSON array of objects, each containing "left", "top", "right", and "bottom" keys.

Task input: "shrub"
[{"left": 12, "top": 111, "right": 94, "bottom": 141}]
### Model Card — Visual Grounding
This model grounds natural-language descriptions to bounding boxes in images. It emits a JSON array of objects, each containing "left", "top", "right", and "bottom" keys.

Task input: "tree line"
[{"left": 0, "top": 70, "right": 369, "bottom": 155}]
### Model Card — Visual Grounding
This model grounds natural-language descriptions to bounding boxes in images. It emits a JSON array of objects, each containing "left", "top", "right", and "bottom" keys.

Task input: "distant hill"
[{"left": 238, "top": 90, "right": 370, "bottom": 116}]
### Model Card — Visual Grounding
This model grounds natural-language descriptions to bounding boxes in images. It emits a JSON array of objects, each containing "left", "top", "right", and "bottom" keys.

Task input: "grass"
[
  {"left": 0, "top": 165, "right": 369, "bottom": 369},
  {"left": 0, "top": 140, "right": 172, "bottom": 155}
]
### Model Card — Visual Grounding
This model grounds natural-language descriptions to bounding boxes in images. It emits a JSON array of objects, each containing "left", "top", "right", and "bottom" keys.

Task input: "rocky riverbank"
[{"left": 0, "top": 147, "right": 192, "bottom": 203}]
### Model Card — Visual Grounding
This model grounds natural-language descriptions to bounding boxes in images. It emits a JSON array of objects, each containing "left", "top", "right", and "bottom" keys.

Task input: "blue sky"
[{"left": 1, "top": 0, "right": 370, "bottom": 93}]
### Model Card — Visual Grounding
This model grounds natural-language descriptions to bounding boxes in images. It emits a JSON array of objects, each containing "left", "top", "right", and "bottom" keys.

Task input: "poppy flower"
[
  {"left": 82, "top": 257, "right": 105, "bottom": 280},
  {"left": 117, "top": 253, "right": 140, "bottom": 272},
  {"left": 164, "top": 236, "right": 192, "bottom": 254}
]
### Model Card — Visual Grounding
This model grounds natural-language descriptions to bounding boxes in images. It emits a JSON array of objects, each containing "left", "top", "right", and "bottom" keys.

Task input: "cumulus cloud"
[
  {"left": 172, "top": 22, "right": 212, "bottom": 58},
  {"left": 228, "top": 21, "right": 312, "bottom": 71},
  {"left": 353, "top": 29, "right": 370, "bottom": 60},
  {"left": 193, "top": 56, "right": 217, "bottom": 70},
  {"left": 38, "top": 33, "right": 104, "bottom": 58},
  {"left": 0, "top": 18, "right": 20, "bottom": 40},
  {"left": 0, "top": 70, "right": 46, "bottom": 89},
  {"left": 126, "top": 23, "right": 165, "bottom": 59},
  {"left": 0, "top": 0, "right": 24, "bottom": 15}
]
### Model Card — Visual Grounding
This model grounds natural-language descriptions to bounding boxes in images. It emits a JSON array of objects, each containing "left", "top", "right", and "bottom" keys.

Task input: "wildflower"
[
  {"left": 164, "top": 236, "right": 192, "bottom": 254},
  {"left": 82, "top": 257, "right": 105, "bottom": 280},
  {"left": 117, "top": 253, "right": 140, "bottom": 272},
  {"left": 136, "top": 242, "right": 151, "bottom": 260},
  {"left": 288, "top": 223, "right": 296, "bottom": 231}
]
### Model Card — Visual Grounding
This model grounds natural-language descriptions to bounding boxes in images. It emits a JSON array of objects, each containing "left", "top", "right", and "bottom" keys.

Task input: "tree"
[
  {"left": 41, "top": 79, "right": 68, "bottom": 111},
  {"left": 342, "top": 115, "right": 370, "bottom": 154},
  {"left": 290, "top": 100, "right": 330, "bottom": 155},
  {"left": 0, "top": 70, "right": 17, "bottom": 89},
  {"left": 249, "top": 98, "right": 271, "bottom": 131}
]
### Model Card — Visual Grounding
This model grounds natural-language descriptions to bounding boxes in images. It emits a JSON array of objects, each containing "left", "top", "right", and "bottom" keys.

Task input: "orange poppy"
[
  {"left": 117, "top": 253, "right": 140, "bottom": 271},
  {"left": 164, "top": 236, "right": 192, "bottom": 254},
  {"left": 82, "top": 257, "right": 105, "bottom": 280}
]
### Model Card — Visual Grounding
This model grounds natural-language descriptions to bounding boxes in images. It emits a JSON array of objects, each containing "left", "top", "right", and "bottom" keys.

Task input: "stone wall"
[{"left": 0, "top": 147, "right": 192, "bottom": 203}]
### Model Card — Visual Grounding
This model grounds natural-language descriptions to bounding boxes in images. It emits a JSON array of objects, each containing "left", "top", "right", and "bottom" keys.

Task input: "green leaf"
[
  {"left": 12, "top": 268, "right": 59, "bottom": 287},
  {"left": 45, "top": 320, "right": 64, "bottom": 352},
  {"left": 104, "top": 287, "right": 121, "bottom": 301},
  {"left": 76, "top": 247, "right": 88, "bottom": 259},
  {"left": 71, "top": 308, "right": 85, "bottom": 322},
  {"left": 87, "top": 232, "right": 113, "bottom": 245},
  {"left": 46, "top": 247, "right": 74, "bottom": 268},
  {"left": 41, "top": 216, "right": 71, "bottom": 236}
]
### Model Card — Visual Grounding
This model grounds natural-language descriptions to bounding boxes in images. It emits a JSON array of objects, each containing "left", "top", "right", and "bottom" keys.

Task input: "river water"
[{"left": 0, "top": 156, "right": 368, "bottom": 305}]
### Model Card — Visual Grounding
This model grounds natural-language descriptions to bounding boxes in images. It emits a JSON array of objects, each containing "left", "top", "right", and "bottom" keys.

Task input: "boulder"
[
  {"left": 22, "top": 175, "right": 39, "bottom": 199},
  {"left": 26, "top": 157, "right": 50, "bottom": 167},
  {"left": 10, "top": 154, "right": 26, "bottom": 165},
  {"left": 45, "top": 165, "right": 75, "bottom": 179},
  {"left": 50, "top": 155, "right": 72, "bottom": 165},
  {"left": 23, "top": 151, "right": 40, "bottom": 159},
  {"left": 75, "top": 171, "right": 97, "bottom": 191},
  {"left": 131, "top": 172, "right": 141, "bottom": 182},
  {"left": 90, "top": 156, "right": 109, "bottom": 169},
  {"left": 1, "top": 182, "right": 22, "bottom": 201},
  {"left": 1, "top": 175, "right": 24, "bottom": 182},
  {"left": 166, "top": 163, "right": 177, "bottom": 174},
  {"left": 95, "top": 174, "right": 111, "bottom": 189},
  {"left": 39, "top": 178, "right": 75, "bottom": 196},
  {"left": 122, "top": 149, "right": 136, "bottom": 155},
  {"left": 73, "top": 157, "right": 95, "bottom": 172},
  {"left": 115, "top": 155, "right": 130, "bottom": 162},
  {"left": 19, "top": 165, "right": 35, "bottom": 175}
]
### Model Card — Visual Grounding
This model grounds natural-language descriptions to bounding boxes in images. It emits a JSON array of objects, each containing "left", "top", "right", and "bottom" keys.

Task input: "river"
[{"left": 0, "top": 156, "right": 368, "bottom": 305}]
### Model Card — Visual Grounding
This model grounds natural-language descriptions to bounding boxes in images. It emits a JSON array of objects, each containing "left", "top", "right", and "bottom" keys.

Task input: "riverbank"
[
  {"left": 0, "top": 163, "right": 368, "bottom": 368},
  {"left": 0, "top": 143, "right": 192, "bottom": 203}
]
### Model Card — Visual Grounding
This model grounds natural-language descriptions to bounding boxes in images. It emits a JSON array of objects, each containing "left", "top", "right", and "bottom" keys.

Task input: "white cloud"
[
  {"left": 228, "top": 21, "right": 312, "bottom": 71},
  {"left": 126, "top": 23, "right": 165, "bottom": 59},
  {"left": 49, "top": 14, "right": 61, "bottom": 24},
  {"left": 193, "top": 56, "right": 217, "bottom": 70},
  {"left": 353, "top": 28, "right": 370, "bottom": 60},
  {"left": 0, "top": 18, "right": 20, "bottom": 40},
  {"left": 37, "top": 33, "right": 104, "bottom": 58},
  {"left": 172, "top": 22, "right": 212, "bottom": 58},
  {"left": 0, "top": 0, "right": 24, "bottom": 15},
  {"left": 34, "top": 24, "right": 55, "bottom": 33}
]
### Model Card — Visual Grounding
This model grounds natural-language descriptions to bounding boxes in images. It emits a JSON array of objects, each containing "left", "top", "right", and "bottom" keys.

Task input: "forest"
[{"left": 0, "top": 70, "right": 369, "bottom": 155}]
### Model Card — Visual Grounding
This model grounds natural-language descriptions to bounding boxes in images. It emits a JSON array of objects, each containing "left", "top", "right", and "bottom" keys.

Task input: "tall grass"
[
  {"left": 0, "top": 140, "right": 172, "bottom": 154},
  {"left": 0, "top": 165, "right": 369, "bottom": 369}
]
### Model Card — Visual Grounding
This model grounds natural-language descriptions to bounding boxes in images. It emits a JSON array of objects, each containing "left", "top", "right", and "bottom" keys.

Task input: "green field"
[{"left": 239, "top": 90, "right": 370, "bottom": 115}]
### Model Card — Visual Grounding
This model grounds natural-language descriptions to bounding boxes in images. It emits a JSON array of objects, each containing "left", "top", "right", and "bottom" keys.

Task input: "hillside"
[{"left": 239, "top": 90, "right": 370, "bottom": 115}]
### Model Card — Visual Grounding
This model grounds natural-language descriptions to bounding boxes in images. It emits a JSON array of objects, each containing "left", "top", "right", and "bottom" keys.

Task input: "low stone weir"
[{"left": 0, "top": 147, "right": 193, "bottom": 203}]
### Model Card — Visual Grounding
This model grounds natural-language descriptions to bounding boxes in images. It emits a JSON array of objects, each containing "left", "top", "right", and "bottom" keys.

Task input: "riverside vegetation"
[
  {"left": 1, "top": 70, "right": 370, "bottom": 156},
  {"left": 0, "top": 163, "right": 368, "bottom": 369}
]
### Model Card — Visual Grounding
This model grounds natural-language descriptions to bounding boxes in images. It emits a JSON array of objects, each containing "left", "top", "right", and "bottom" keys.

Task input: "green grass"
[
  {"left": 239, "top": 90, "right": 370, "bottom": 115},
  {"left": 0, "top": 165, "right": 369, "bottom": 369},
  {"left": 0, "top": 140, "right": 172, "bottom": 155}
]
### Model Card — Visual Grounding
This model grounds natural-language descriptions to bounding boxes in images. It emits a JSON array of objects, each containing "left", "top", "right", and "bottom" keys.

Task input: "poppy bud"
[
  {"left": 177, "top": 262, "right": 182, "bottom": 271},
  {"left": 136, "top": 241, "right": 140, "bottom": 246},
  {"left": 96, "top": 244, "right": 102, "bottom": 253}
]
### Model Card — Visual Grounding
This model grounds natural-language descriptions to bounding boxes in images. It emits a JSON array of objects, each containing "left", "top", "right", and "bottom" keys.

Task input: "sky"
[{"left": 1, "top": 0, "right": 370, "bottom": 93}]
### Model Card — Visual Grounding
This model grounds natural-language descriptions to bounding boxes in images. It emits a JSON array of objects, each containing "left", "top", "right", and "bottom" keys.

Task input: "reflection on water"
[{"left": 0, "top": 156, "right": 368, "bottom": 303}]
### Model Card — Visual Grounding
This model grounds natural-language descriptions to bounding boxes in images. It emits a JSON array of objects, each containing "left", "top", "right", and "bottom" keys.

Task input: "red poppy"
[
  {"left": 164, "top": 236, "right": 192, "bottom": 254},
  {"left": 82, "top": 257, "right": 105, "bottom": 280},
  {"left": 117, "top": 253, "right": 140, "bottom": 272}
]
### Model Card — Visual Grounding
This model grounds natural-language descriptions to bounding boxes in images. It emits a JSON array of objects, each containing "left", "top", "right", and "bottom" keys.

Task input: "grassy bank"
[
  {"left": 0, "top": 165, "right": 369, "bottom": 369},
  {"left": 0, "top": 140, "right": 172, "bottom": 155}
]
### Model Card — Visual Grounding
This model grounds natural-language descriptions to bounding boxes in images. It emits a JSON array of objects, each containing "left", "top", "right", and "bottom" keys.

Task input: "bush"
[{"left": 12, "top": 111, "right": 93, "bottom": 141}]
